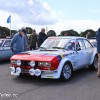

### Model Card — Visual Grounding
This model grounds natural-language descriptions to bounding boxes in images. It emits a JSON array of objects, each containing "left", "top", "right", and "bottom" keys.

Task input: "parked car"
[
  {"left": 10, "top": 36, "right": 98, "bottom": 81},
  {"left": 89, "top": 37, "right": 97, "bottom": 47},
  {"left": 0, "top": 38, "right": 13, "bottom": 61}
]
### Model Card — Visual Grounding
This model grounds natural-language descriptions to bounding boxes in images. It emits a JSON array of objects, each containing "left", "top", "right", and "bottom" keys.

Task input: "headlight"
[
  {"left": 44, "top": 62, "right": 51, "bottom": 67},
  {"left": 29, "top": 61, "right": 35, "bottom": 67},
  {"left": 38, "top": 62, "right": 44, "bottom": 66},
  {"left": 11, "top": 60, "right": 16, "bottom": 64},
  {"left": 16, "top": 60, "right": 21, "bottom": 66},
  {"left": 38, "top": 62, "right": 51, "bottom": 67}
]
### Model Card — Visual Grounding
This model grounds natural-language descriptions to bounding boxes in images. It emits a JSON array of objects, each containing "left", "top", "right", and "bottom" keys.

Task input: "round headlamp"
[
  {"left": 16, "top": 67, "right": 21, "bottom": 74},
  {"left": 16, "top": 60, "right": 21, "bottom": 66},
  {"left": 29, "top": 61, "right": 35, "bottom": 67}
]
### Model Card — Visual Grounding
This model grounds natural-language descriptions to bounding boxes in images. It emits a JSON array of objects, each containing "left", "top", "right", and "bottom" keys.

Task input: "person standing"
[
  {"left": 29, "top": 29, "right": 37, "bottom": 50},
  {"left": 38, "top": 28, "right": 48, "bottom": 47},
  {"left": 11, "top": 28, "right": 29, "bottom": 54},
  {"left": 96, "top": 28, "right": 100, "bottom": 77}
]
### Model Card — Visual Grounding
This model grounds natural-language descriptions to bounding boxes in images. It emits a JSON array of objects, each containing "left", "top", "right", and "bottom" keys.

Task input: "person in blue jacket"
[
  {"left": 38, "top": 28, "right": 48, "bottom": 47},
  {"left": 11, "top": 28, "right": 29, "bottom": 54},
  {"left": 96, "top": 28, "right": 100, "bottom": 77}
]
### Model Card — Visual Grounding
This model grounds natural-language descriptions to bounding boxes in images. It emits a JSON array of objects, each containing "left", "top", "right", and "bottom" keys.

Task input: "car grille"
[
  {"left": 21, "top": 60, "right": 38, "bottom": 66},
  {"left": 21, "top": 61, "right": 29, "bottom": 66}
]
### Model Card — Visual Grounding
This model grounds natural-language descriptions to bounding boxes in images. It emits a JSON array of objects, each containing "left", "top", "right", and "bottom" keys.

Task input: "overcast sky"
[{"left": 0, "top": 0, "right": 100, "bottom": 34}]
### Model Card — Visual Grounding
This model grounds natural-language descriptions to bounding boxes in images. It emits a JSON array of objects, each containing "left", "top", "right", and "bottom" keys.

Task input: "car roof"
[
  {"left": 88, "top": 37, "right": 96, "bottom": 39},
  {"left": 0, "top": 38, "right": 11, "bottom": 40},
  {"left": 48, "top": 36, "right": 86, "bottom": 39}
]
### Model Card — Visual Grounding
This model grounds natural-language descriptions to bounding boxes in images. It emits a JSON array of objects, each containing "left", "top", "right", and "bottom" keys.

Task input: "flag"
[{"left": 7, "top": 15, "right": 11, "bottom": 23}]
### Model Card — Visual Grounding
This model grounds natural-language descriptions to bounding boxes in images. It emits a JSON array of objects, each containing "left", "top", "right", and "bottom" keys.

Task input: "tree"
[
  {"left": 26, "top": 27, "right": 32, "bottom": 34},
  {"left": 47, "top": 30, "right": 56, "bottom": 37},
  {"left": 60, "top": 29, "right": 79, "bottom": 36},
  {"left": 80, "top": 29, "right": 96, "bottom": 37}
]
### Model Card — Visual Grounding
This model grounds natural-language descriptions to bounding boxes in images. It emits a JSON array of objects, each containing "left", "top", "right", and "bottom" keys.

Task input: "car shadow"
[
  {"left": 12, "top": 67, "right": 97, "bottom": 86},
  {"left": 0, "top": 60, "right": 10, "bottom": 65}
]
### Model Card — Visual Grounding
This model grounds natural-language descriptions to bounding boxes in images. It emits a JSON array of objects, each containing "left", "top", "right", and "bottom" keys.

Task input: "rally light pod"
[
  {"left": 16, "top": 60, "right": 21, "bottom": 66},
  {"left": 10, "top": 67, "right": 15, "bottom": 74},
  {"left": 29, "top": 61, "right": 35, "bottom": 67},
  {"left": 35, "top": 69, "right": 41, "bottom": 76},
  {"left": 29, "top": 69, "right": 35, "bottom": 76},
  {"left": 16, "top": 67, "right": 21, "bottom": 74}
]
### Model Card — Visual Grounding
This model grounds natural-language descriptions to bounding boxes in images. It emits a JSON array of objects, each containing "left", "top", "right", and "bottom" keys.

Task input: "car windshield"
[
  {"left": 40, "top": 38, "right": 71, "bottom": 50},
  {"left": 0, "top": 40, "right": 3, "bottom": 47}
]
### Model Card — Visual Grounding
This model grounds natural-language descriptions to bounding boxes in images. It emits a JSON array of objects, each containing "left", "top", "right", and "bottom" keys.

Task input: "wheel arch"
[{"left": 57, "top": 58, "right": 73, "bottom": 79}]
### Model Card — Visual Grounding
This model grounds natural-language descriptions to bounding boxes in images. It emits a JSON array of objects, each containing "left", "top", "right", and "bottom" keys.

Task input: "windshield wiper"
[{"left": 52, "top": 47, "right": 64, "bottom": 49}]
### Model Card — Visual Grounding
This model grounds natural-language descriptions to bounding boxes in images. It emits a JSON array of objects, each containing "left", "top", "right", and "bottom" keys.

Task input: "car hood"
[{"left": 11, "top": 50, "right": 74, "bottom": 62}]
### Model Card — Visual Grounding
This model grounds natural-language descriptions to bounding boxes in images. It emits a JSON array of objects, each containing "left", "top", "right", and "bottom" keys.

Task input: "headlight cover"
[
  {"left": 38, "top": 62, "right": 51, "bottom": 67},
  {"left": 29, "top": 61, "right": 35, "bottom": 67},
  {"left": 16, "top": 60, "right": 21, "bottom": 66},
  {"left": 11, "top": 60, "right": 16, "bottom": 64}
]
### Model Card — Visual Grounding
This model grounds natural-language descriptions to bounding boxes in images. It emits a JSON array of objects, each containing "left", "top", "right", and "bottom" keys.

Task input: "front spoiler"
[{"left": 10, "top": 67, "right": 60, "bottom": 79}]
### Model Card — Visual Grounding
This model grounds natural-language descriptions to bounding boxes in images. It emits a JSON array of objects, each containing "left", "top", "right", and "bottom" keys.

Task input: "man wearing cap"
[{"left": 11, "top": 28, "right": 29, "bottom": 54}]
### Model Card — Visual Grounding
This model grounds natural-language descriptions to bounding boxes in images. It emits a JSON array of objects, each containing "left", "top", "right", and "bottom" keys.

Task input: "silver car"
[
  {"left": 0, "top": 39, "right": 13, "bottom": 61},
  {"left": 89, "top": 37, "right": 97, "bottom": 47}
]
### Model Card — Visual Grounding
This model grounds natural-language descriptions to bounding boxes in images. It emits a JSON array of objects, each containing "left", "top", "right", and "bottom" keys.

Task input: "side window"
[
  {"left": 77, "top": 39, "right": 85, "bottom": 50},
  {"left": 84, "top": 39, "right": 92, "bottom": 48},
  {"left": 65, "top": 39, "right": 76, "bottom": 51},
  {"left": 3, "top": 40, "right": 11, "bottom": 47},
  {"left": 65, "top": 42, "right": 75, "bottom": 50}
]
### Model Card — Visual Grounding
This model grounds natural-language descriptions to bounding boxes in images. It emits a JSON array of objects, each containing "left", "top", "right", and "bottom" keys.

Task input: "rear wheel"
[
  {"left": 89, "top": 55, "right": 98, "bottom": 70},
  {"left": 60, "top": 62, "right": 73, "bottom": 81}
]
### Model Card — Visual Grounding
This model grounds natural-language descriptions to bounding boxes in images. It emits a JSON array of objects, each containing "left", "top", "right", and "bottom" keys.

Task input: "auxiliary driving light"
[
  {"left": 10, "top": 67, "right": 15, "bottom": 74},
  {"left": 29, "top": 69, "right": 35, "bottom": 76},
  {"left": 16, "top": 67, "right": 21, "bottom": 74},
  {"left": 29, "top": 61, "right": 35, "bottom": 67},
  {"left": 34, "top": 69, "right": 41, "bottom": 76},
  {"left": 16, "top": 60, "right": 21, "bottom": 66}
]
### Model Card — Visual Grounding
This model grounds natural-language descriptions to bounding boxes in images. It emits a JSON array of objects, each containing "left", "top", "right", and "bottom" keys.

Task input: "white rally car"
[{"left": 10, "top": 37, "right": 98, "bottom": 81}]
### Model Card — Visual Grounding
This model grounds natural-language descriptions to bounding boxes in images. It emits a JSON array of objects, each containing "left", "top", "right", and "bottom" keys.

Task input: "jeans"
[{"left": 97, "top": 53, "right": 100, "bottom": 75}]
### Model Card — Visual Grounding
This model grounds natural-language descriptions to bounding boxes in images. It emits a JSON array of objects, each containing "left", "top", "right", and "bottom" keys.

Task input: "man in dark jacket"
[
  {"left": 38, "top": 28, "right": 48, "bottom": 47},
  {"left": 29, "top": 29, "right": 37, "bottom": 50},
  {"left": 96, "top": 28, "right": 100, "bottom": 77}
]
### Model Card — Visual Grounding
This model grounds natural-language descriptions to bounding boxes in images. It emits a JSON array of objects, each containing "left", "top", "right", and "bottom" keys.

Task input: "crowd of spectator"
[{"left": 11, "top": 28, "right": 48, "bottom": 54}]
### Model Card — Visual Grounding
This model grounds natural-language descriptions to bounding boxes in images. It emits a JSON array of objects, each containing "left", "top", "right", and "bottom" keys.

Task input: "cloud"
[
  {"left": 0, "top": 0, "right": 57, "bottom": 25},
  {"left": 0, "top": 0, "right": 100, "bottom": 34},
  {"left": 47, "top": 20, "right": 100, "bottom": 34}
]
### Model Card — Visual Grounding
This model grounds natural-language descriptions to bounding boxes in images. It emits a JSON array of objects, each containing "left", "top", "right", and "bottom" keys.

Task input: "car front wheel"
[{"left": 60, "top": 62, "right": 73, "bottom": 81}]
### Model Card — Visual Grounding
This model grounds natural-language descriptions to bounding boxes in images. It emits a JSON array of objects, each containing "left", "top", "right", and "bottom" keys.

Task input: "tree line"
[{"left": 0, "top": 26, "right": 96, "bottom": 38}]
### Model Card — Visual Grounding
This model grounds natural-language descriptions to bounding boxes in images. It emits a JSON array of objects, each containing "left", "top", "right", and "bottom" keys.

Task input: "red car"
[{"left": 10, "top": 37, "right": 97, "bottom": 81}]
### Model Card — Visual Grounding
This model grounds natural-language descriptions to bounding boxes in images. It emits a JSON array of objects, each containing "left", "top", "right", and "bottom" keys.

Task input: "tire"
[
  {"left": 60, "top": 62, "right": 73, "bottom": 81},
  {"left": 89, "top": 55, "right": 98, "bottom": 70}
]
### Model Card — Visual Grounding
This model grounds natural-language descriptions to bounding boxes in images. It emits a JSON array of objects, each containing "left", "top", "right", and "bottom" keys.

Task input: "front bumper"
[{"left": 10, "top": 67, "right": 59, "bottom": 79}]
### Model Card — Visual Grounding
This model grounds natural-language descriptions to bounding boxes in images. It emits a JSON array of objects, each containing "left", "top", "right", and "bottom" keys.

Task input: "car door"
[
  {"left": 64, "top": 39, "right": 79, "bottom": 68},
  {"left": 84, "top": 39, "right": 94, "bottom": 65},
  {"left": 1, "top": 39, "right": 13, "bottom": 60},
  {"left": 76, "top": 39, "right": 88, "bottom": 67}
]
